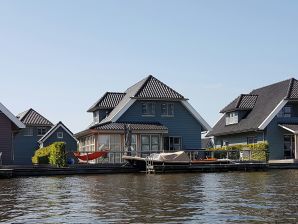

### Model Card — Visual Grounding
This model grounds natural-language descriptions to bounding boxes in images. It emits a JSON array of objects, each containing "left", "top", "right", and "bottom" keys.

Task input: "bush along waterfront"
[
  {"left": 32, "top": 142, "right": 67, "bottom": 167},
  {"left": 208, "top": 141, "right": 269, "bottom": 161}
]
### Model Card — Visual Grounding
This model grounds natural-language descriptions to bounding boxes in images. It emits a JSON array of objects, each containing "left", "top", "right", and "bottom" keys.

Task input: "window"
[
  {"left": 131, "top": 134, "right": 137, "bottom": 151},
  {"left": 57, "top": 132, "right": 63, "bottom": 139},
  {"left": 226, "top": 112, "right": 239, "bottom": 125},
  {"left": 98, "top": 134, "right": 121, "bottom": 163},
  {"left": 161, "top": 103, "right": 174, "bottom": 116},
  {"left": 284, "top": 135, "right": 295, "bottom": 159},
  {"left": 151, "top": 135, "right": 160, "bottom": 152},
  {"left": 141, "top": 102, "right": 155, "bottom": 116},
  {"left": 141, "top": 135, "right": 150, "bottom": 152},
  {"left": 164, "top": 137, "right": 182, "bottom": 151},
  {"left": 93, "top": 111, "right": 99, "bottom": 123},
  {"left": 80, "top": 135, "right": 95, "bottom": 152},
  {"left": 24, "top": 127, "right": 33, "bottom": 136},
  {"left": 277, "top": 106, "right": 292, "bottom": 118},
  {"left": 247, "top": 137, "right": 257, "bottom": 144},
  {"left": 37, "top": 127, "right": 47, "bottom": 136}
]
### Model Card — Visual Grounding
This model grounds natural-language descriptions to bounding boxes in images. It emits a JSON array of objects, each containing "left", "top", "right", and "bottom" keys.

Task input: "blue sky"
[{"left": 0, "top": 0, "right": 297, "bottom": 133}]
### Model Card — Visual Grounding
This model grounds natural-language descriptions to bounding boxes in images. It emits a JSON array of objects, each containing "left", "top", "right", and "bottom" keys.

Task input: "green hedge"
[
  {"left": 32, "top": 142, "right": 66, "bottom": 167},
  {"left": 208, "top": 141, "right": 269, "bottom": 161}
]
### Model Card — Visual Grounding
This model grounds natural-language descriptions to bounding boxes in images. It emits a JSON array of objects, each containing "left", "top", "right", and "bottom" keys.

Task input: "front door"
[{"left": 284, "top": 135, "right": 295, "bottom": 159}]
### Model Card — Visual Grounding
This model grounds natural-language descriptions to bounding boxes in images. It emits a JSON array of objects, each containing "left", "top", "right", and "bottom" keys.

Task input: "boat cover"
[{"left": 150, "top": 151, "right": 190, "bottom": 162}]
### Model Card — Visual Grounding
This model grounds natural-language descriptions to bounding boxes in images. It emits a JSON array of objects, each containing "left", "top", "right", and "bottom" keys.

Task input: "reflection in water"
[{"left": 0, "top": 170, "right": 298, "bottom": 223}]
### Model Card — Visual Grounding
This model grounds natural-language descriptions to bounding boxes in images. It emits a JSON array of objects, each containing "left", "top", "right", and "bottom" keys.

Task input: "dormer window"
[
  {"left": 93, "top": 111, "right": 99, "bottom": 123},
  {"left": 142, "top": 102, "right": 155, "bottom": 116},
  {"left": 226, "top": 112, "right": 238, "bottom": 125},
  {"left": 277, "top": 106, "right": 292, "bottom": 118}
]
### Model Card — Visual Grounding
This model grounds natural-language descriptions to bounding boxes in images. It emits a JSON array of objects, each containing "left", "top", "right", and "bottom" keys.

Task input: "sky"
[{"left": 0, "top": 0, "right": 297, "bottom": 133}]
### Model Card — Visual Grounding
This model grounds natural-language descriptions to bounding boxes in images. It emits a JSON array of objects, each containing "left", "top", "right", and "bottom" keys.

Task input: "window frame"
[
  {"left": 164, "top": 136, "right": 182, "bottom": 151},
  {"left": 57, "top": 132, "right": 64, "bottom": 139},
  {"left": 161, "top": 103, "right": 174, "bottom": 117},
  {"left": 225, "top": 111, "right": 239, "bottom": 125},
  {"left": 37, "top": 127, "right": 47, "bottom": 136},
  {"left": 24, "top": 127, "right": 34, "bottom": 136},
  {"left": 247, "top": 136, "right": 257, "bottom": 145},
  {"left": 277, "top": 106, "right": 292, "bottom": 118},
  {"left": 141, "top": 102, "right": 156, "bottom": 116}
]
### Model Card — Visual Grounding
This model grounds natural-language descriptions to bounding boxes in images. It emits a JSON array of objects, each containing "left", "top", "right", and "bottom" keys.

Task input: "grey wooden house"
[
  {"left": 0, "top": 103, "right": 25, "bottom": 165},
  {"left": 14, "top": 109, "right": 77, "bottom": 164},
  {"left": 75, "top": 75, "right": 211, "bottom": 163},
  {"left": 207, "top": 78, "right": 298, "bottom": 161}
]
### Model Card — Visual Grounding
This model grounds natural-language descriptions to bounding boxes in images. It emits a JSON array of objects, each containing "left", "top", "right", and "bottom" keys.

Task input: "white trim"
[
  {"left": 111, "top": 99, "right": 136, "bottom": 122},
  {"left": 278, "top": 124, "right": 298, "bottom": 134},
  {"left": 57, "top": 132, "right": 64, "bottom": 139},
  {"left": 38, "top": 122, "right": 78, "bottom": 144},
  {"left": 0, "top": 102, "right": 25, "bottom": 129},
  {"left": 258, "top": 99, "right": 288, "bottom": 130},
  {"left": 181, "top": 101, "right": 212, "bottom": 131}
]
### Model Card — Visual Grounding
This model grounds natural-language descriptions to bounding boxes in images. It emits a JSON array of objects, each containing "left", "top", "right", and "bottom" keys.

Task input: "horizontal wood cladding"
[{"left": 0, "top": 113, "right": 13, "bottom": 164}]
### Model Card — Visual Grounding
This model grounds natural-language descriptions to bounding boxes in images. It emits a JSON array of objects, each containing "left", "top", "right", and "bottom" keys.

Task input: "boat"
[{"left": 122, "top": 151, "right": 230, "bottom": 171}]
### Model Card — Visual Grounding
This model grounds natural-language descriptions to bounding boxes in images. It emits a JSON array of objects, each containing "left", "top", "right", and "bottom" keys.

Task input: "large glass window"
[
  {"left": 141, "top": 102, "right": 155, "bottom": 116},
  {"left": 164, "top": 137, "right": 182, "bottom": 151},
  {"left": 161, "top": 103, "right": 174, "bottom": 116},
  {"left": 141, "top": 135, "right": 150, "bottom": 152},
  {"left": 151, "top": 135, "right": 160, "bottom": 152},
  {"left": 80, "top": 136, "right": 95, "bottom": 152},
  {"left": 284, "top": 135, "right": 295, "bottom": 159}
]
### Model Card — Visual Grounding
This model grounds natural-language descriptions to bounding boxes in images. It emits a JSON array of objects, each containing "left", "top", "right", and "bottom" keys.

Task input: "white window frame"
[
  {"left": 57, "top": 132, "right": 63, "bottom": 139},
  {"left": 226, "top": 112, "right": 239, "bottom": 125}
]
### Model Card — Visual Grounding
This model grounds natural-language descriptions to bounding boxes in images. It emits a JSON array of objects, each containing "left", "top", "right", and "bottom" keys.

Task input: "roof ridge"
[
  {"left": 250, "top": 78, "right": 293, "bottom": 95},
  {"left": 286, "top": 78, "right": 295, "bottom": 99},
  {"left": 17, "top": 108, "right": 32, "bottom": 120},
  {"left": 133, "top": 75, "right": 153, "bottom": 97}
]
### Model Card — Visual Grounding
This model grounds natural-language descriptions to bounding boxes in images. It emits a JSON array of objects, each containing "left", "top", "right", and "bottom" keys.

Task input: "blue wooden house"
[
  {"left": 75, "top": 75, "right": 211, "bottom": 163},
  {"left": 14, "top": 109, "right": 77, "bottom": 164},
  {"left": 207, "top": 78, "right": 298, "bottom": 161}
]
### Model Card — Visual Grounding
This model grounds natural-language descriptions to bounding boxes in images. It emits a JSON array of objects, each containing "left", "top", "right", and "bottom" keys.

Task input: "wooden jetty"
[{"left": 0, "top": 164, "right": 138, "bottom": 178}]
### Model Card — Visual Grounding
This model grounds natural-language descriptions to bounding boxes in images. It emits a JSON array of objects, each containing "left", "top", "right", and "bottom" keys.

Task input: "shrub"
[
  {"left": 208, "top": 141, "right": 269, "bottom": 161},
  {"left": 32, "top": 142, "right": 67, "bottom": 167}
]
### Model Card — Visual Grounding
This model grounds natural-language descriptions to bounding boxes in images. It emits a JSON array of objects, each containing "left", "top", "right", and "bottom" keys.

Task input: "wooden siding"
[
  {"left": 117, "top": 101, "right": 202, "bottom": 150},
  {"left": 0, "top": 113, "right": 13, "bottom": 164},
  {"left": 42, "top": 126, "right": 77, "bottom": 152},
  {"left": 13, "top": 126, "right": 51, "bottom": 165}
]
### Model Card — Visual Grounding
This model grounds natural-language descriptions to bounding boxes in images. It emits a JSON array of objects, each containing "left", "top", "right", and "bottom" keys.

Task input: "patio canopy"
[{"left": 279, "top": 124, "right": 298, "bottom": 134}]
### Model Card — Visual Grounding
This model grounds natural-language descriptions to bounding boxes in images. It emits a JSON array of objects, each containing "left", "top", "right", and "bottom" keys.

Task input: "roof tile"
[{"left": 17, "top": 109, "right": 53, "bottom": 126}]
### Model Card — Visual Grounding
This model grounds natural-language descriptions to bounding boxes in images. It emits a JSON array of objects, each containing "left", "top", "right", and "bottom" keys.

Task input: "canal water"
[{"left": 0, "top": 170, "right": 297, "bottom": 223}]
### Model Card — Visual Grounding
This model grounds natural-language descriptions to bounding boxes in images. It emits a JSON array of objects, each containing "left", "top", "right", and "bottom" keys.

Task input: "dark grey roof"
[
  {"left": 220, "top": 94, "right": 258, "bottom": 113},
  {"left": 88, "top": 92, "right": 125, "bottom": 112},
  {"left": 17, "top": 109, "right": 53, "bottom": 126},
  {"left": 93, "top": 122, "right": 168, "bottom": 131},
  {"left": 208, "top": 78, "right": 297, "bottom": 137},
  {"left": 99, "top": 75, "right": 186, "bottom": 125},
  {"left": 286, "top": 78, "right": 298, "bottom": 99},
  {"left": 134, "top": 75, "right": 185, "bottom": 99}
]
